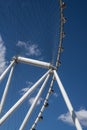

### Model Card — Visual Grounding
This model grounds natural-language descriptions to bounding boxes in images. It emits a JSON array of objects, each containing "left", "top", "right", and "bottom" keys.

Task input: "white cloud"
[
  {"left": 58, "top": 109, "right": 87, "bottom": 127},
  {"left": 16, "top": 41, "right": 41, "bottom": 56},
  {"left": 19, "top": 87, "right": 29, "bottom": 95},
  {"left": 0, "top": 35, "right": 7, "bottom": 74},
  {"left": 29, "top": 97, "right": 43, "bottom": 106},
  {"left": 53, "top": 92, "right": 58, "bottom": 98},
  {"left": 26, "top": 81, "right": 33, "bottom": 87},
  {"left": 19, "top": 82, "right": 43, "bottom": 106},
  {"left": 16, "top": 41, "right": 26, "bottom": 47},
  {"left": 20, "top": 88, "right": 43, "bottom": 106},
  {"left": 19, "top": 82, "right": 33, "bottom": 95},
  {"left": 58, "top": 111, "right": 74, "bottom": 126}
]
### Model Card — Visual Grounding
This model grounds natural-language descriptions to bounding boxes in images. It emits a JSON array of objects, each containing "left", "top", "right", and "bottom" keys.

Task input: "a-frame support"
[{"left": 0, "top": 56, "right": 82, "bottom": 130}]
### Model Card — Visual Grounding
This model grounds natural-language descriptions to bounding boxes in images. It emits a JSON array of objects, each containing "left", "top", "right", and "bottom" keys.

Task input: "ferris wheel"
[{"left": 0, "top": 0, "right": 83, "bottom": 130}]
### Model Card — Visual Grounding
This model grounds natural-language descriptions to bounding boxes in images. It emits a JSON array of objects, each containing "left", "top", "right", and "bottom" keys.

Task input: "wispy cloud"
[
  {"left": 0, "top": 35, "right": 7, "bottom": 74},
  {"left": 20, "top": 88, "right": 43, "bottom": 106},
  {"left": 16, "top": 41, "right": 41, "bottom": 57},
  {"left": 58, "top": 109, "right": 87, "bottom": 127},
  {"left": 20, "top": 87, "right": 30, "bottom": 95},
  {"left": 53, "top": 92, "right": 58, "bottom": 98},
  {"left": 29, "top": 97, "right": 43, "bottom": 106},
  {"left": 26, "top": 81, "right": 33, "bottom": 87},
  {"left": 19, "top": 81, "right": 33, "bottom": 95},
  {"left": 20, "top": 85, "right": 43, "bottom": 106}
]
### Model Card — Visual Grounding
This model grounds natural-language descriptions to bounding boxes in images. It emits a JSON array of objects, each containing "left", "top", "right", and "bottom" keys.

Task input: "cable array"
[{"left": 30, "top": 1, "right": 67, "bottom": 129}]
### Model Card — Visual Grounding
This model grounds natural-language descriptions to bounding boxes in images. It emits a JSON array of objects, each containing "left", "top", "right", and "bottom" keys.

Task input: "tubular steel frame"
[
  {"left": 0, "top": 56, "right": 82, "bottom": 130},
  {"left": 0, "top": 0, "right": 83, "bottom": 130}
]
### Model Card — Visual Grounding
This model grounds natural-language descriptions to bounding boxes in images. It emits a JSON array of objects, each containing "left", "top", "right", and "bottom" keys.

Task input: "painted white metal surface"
[
  {"left": 0, "top": 69, "right": 51, "bottom": 125},
  {"left": 0, "top": 66, "right": 15, "bottom": 114},
  {"left": 30, "top": 74, "right": 55, "bottom": 130},
  {"left": 19, "top": 74, "right": 50, "bottom": 130},
  {"left": 0, "top": 60, "right": 15, "bottom": 82},
  {"left": 16, "top": 56, "right": 53, "bottom": 69},
  {"left": 53, "top": 70, "right": 82, "bottom": 130}
]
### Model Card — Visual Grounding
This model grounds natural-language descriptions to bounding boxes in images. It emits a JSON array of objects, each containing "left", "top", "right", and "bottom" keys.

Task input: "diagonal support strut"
[{"left": 53, "top": 70, "right": 82, "bottom": 130}]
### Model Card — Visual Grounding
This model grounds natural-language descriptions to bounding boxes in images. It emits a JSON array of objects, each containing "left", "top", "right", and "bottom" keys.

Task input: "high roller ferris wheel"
[{"left": 0, "top": 0, "right": 83, "bottom": 130}]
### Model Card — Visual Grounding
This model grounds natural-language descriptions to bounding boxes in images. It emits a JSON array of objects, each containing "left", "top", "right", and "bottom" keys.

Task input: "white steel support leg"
[
  {"left": 53, "top": 70, "right": 82, "bottom": 130},
  {"left": 0, "top": 60, "right": 15, "bottom": 82},
  {"left": 0, "top": 65, "right": 15, "bottom": 114},
  {"left": 0, "top": 69, "right": 51, "bottom": 125},
  {"left": 19, "top": 74, "right": 50, "bottom": 130},
  {"left": 30, "top": 75, "right": 55, "bottom": 130}
]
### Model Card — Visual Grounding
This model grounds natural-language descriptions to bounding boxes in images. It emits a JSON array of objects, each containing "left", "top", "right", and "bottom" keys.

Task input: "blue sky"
[{"left": 0, "top": 0, "right": 87, "bottom": 130}]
